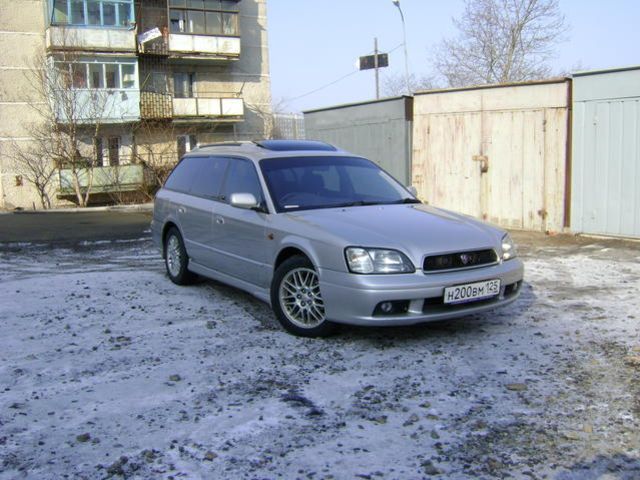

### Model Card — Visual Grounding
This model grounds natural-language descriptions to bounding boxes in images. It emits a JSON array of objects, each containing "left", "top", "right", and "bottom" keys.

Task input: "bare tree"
[
  {"left": 10, "top": 32, "right": 113, "bottom": 207},
  {"left": 433, "top": 0, "right": 567, "bottom": 87},
  {"left": 6, "top": 137, "right": 58, "bottom": 209},
  {"left": 132, "top": 120, "right": 197, "bottom": 201},
  {"left": 246, "top": 96, "right": 288, "bottom": 139},
  {"left": 381, "top": 72, "right": 438, "bottom": 97}
]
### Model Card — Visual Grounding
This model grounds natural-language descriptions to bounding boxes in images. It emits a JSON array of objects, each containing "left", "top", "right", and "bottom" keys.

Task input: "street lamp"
[{"left": 392, "top": 0, "right": 411, "bottom": 95}]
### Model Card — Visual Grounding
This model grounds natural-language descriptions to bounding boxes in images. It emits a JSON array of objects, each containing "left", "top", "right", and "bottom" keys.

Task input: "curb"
[{"left": 4, "top": 203, "right": 154, "bottom": 215}]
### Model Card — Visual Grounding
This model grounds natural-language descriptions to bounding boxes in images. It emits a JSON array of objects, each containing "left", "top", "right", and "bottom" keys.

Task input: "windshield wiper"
[
  {"left": 392, "top": 198, "right": 422, "bottom": 204},
  {"left": 331, "top": 200, "right": 383, "bottom": 208}
]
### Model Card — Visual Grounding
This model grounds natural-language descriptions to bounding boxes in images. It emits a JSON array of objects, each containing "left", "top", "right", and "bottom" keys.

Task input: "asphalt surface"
[{"left": 0, "top": 209, "right": 153, "bottom": 244}]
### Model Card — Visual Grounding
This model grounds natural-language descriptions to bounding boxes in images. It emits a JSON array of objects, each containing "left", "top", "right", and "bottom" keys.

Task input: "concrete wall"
[
  {"left": 412, "top": 80, "right": 570, "bottom": 233},
  {"left": 571, "top": 66, "right": 640, "bottom": 238},
  {"left": 304, "top": 97, "right": 413, "bottom": 185},
  {"left": 0, "top": 0, "right": 47, "bottom": 210}
]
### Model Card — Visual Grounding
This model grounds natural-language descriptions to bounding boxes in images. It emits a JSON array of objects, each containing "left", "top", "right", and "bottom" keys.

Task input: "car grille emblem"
[{"left": 460, "top": 253, "right": 473, "bottom": 265}]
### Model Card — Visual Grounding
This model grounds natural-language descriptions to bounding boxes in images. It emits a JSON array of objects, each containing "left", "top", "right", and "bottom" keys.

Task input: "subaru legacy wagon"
[{"left": 151, "top": 140, "right": 524, "bottom": 337}]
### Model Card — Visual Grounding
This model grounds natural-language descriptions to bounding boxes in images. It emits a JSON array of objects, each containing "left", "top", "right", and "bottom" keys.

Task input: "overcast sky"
[{"left": 266, "top": 0, "right": 640, "bottom": 113}]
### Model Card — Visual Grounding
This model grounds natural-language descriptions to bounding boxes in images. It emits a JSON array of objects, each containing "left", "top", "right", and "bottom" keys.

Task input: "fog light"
[{"left": 373, "top": 300, "right": 410, "bottom": 316}]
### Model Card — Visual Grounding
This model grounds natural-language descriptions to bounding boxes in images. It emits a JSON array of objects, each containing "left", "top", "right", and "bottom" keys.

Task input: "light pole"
[{"left": 392, "top": 0, "right": 410, "bottom": 95}]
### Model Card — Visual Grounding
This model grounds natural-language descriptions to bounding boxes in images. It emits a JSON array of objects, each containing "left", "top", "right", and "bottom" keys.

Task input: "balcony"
[
  {"left": 54, "top": 89, "right": 140, "bottom": 124},
  {"left": 172, "top": 96, "right": 243, "bottom": 121},
  {"left": 140, "top": 91, "right": 173, "bottom": 119},
  {"left": 46, "top": 26, "right": 137, "bottom": 53},
  {"left": 58, "top": 164, "right": 146, "bottom": 195},
  {"left": 168, "top": 34, "right": 240, "bottom": 60}
]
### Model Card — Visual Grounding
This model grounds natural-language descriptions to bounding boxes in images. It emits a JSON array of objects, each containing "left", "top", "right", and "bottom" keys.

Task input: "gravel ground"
[{"left": 0, "top": 233, "right": 639, "bottom": 479}]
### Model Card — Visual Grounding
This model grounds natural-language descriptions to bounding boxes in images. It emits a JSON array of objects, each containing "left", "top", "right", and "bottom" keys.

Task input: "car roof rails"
[
  {"left": 193, "top": 142, "right": 247, "bottom": 150},
  {"left": 253, "top": 140, "right": 338, "bottom": 152}
]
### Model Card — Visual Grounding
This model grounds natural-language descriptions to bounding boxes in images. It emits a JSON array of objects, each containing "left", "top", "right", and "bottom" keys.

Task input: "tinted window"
[
  {"left": 190, "top": 156, "right": 229, "bottom": 198},
  {"left": 164, "top": 156, "right": 202, "bottom": 193},
  {"left": 221, "top": 159, "right": 263, "bottom": 203}
]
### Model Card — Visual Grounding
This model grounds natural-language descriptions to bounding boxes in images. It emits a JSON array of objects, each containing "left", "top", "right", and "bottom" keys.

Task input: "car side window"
[
  {"left": 189, "top": 156, "right": 229, "bottom": 198},
  {"left": 164, "top": 156, "right": 201, "bottom": 193},
  {"left": 221, "top": 159, "right": 264, "bottom": 204}
]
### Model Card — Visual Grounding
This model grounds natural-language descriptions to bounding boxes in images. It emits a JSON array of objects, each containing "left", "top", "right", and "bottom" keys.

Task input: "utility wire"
[
  {"left": 287, "top": 43, "right": 404, "bottom": 102},
  {"left": 287, "top": 69, "right": 360, "bottom": 101}
]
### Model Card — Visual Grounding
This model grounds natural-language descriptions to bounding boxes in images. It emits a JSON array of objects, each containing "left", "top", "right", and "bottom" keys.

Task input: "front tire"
[
  {"left": 164, "top": 227, "right": 195, "bottom": 285},
  {"left": 271, "top": 256, "right": 337, "bottom": 337}
]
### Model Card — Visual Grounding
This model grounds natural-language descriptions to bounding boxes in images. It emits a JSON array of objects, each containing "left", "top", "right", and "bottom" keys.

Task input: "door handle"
[
  {"left": 178, "top": 207, "right": 186, "bottom": 214},
  {"left": 215, "top": 216, "right": 225, "bottom": 225}
]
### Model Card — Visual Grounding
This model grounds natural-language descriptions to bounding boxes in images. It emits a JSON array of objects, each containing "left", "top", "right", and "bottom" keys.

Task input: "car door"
[
  {"left": 213, "top": 158, "right": 271, "bottom": 288},
  {"left": 182, "top": 157, "right": 229, "bottom": 269},
  {"left": 172, "top": 156, "right": 228, "bottom": 267}
]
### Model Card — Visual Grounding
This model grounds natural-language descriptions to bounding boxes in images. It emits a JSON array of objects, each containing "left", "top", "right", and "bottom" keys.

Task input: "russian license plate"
[{"left": 443, "top": 279, "right": 501, "bottom": 305}]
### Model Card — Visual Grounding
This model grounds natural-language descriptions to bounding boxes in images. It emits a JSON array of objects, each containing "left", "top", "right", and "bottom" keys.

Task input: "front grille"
[{"left": 423, "top": 249, "right": 497, "bottom": 272}]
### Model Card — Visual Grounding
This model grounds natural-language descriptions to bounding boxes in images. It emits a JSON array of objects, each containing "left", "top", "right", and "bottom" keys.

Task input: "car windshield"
[{"left": 260, "top": 156, "right": 419, "bottom": 213}]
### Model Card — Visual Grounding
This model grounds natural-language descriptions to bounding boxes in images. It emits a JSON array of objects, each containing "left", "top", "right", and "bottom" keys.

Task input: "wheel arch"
[
  {"left": 274, "top": 246, "right": 312, "bottom": 271},
  {"left": 161, "top": 221, "right": 181, "bottom": 258}
]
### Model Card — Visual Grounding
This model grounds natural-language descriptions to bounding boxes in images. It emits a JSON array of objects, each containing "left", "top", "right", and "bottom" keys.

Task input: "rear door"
[{"left": 164, "top": 156, "right": 228, "bottom": 265}]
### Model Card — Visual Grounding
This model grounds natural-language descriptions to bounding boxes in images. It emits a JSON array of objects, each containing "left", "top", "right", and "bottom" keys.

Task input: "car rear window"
[{"left": 164, "top": 156, "right": 229, "bottom": 197}]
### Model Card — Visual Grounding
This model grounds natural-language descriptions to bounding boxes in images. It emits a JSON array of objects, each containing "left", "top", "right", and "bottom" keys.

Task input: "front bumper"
[{"left": 319, "top": 259, "right": 524, "bottom": 326}]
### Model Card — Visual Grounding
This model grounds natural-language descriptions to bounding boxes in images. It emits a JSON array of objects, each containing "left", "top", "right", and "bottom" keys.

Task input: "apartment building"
[{"left": 0, "top": 0, "right": 271, "bottom": 209}]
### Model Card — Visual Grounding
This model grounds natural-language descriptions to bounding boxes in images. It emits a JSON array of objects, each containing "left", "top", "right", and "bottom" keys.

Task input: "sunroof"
[{"left": 254, "top": 140, "right": 337, "bottom": 152}]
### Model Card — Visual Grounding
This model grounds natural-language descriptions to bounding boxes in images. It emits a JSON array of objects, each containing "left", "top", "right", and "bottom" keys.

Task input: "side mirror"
[
  {"left": 230, "top": 192, "right": 260, "bottom": 210},
  {"left": 407, "top": 185, "right": 418, "bottom": 197}
]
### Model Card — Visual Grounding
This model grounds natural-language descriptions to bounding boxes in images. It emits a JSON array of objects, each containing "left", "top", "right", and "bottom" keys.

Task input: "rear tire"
[
  {"left": 271, "top": 256, "right": 337, "bottom": 337},
  {"left": 164, "top": 227, "right": 195, "bottom": 285}
]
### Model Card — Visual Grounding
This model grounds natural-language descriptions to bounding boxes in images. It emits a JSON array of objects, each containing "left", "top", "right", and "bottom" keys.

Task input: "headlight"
[
  {"left": 501, "top": 233, "right": 517, "bottom": 261},
  {"left": 345, "top": 247, "right": 415, "bottom": 274}
]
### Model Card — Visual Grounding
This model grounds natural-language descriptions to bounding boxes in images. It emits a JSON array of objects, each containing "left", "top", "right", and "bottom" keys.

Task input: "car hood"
[{"left": 284, "top": 204, "right": 504, "bottom": 265}]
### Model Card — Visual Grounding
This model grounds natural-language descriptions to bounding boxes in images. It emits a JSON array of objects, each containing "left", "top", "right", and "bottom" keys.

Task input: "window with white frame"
[
  {"left": 169, "top": 0, "right": 239, "bottom": 36},
  {"left": 58, "top": 60, "right": 137, "bottom": 90},
  {"left": 51, "top": 0, "right": 134, "bottom": 28}
]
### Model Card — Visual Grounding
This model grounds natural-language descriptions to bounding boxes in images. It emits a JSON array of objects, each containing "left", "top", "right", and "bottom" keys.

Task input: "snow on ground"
[{"left": 0, "top": 236, "right": 639, "bottom": 479}]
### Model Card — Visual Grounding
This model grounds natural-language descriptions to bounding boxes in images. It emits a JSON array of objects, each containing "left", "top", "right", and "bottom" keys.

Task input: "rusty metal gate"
[{"left": 412, "top": 79, "right": 570, "bottom": 233}]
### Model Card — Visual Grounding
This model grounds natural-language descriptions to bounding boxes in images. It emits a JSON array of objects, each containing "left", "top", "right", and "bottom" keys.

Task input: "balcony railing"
[
  {"left": 46, "top": 25, "right": 137, "bottom": 52},
  {"left": 140, "top": 91, "right": 173, "bottom": 119},
  {"left": 168, "top": 34, "right": 240, "bottom": 58},
  {"left": 58, "top": 164, "right": 146, "bottom": 195},
  {"left": 54, "top": 89, "right": 141, "bottom": 124},
  {"left": 172, "top": 96, "right": 243, "bottom": 119}
]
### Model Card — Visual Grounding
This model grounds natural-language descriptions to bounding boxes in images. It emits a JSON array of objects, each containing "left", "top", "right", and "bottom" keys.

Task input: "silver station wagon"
[{"left": 151, "top": 140, "right": 524, "bottom": 337}]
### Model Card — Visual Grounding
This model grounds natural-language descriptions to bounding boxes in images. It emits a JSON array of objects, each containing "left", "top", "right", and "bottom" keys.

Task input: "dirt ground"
[{"left": 0, "top": 231, "right": 639, "bottom": 479}]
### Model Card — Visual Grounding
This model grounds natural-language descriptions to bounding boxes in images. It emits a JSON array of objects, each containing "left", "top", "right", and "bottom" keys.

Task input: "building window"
[
  {"left": 108, "top": 137, "right": 120, "bottom": 166},
  {"left": 94, "top": 137, "right": 104, "bottom": 165},
  {"left": 174, "top": 72, "right": 195, "bottom": 98},
  {"left": 50, "top": 0, "right": 133, "bottom": 28},
  {"left": 145, "top": 72, "right": 169, "bottom": 94},
  {"left": 177, "top": 135, "right": 197, "bottom": 159},
  {"left": 169, "top": 0, "right": 239, "bottom": 36},
  {"left": 57, "top": 60, "right": 138, "bottom": 90}
]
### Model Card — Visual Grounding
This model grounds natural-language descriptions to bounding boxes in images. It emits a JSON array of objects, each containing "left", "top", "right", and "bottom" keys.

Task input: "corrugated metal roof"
[{"left": 572, "top": 64, "right": 640, "bottom": 77}]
